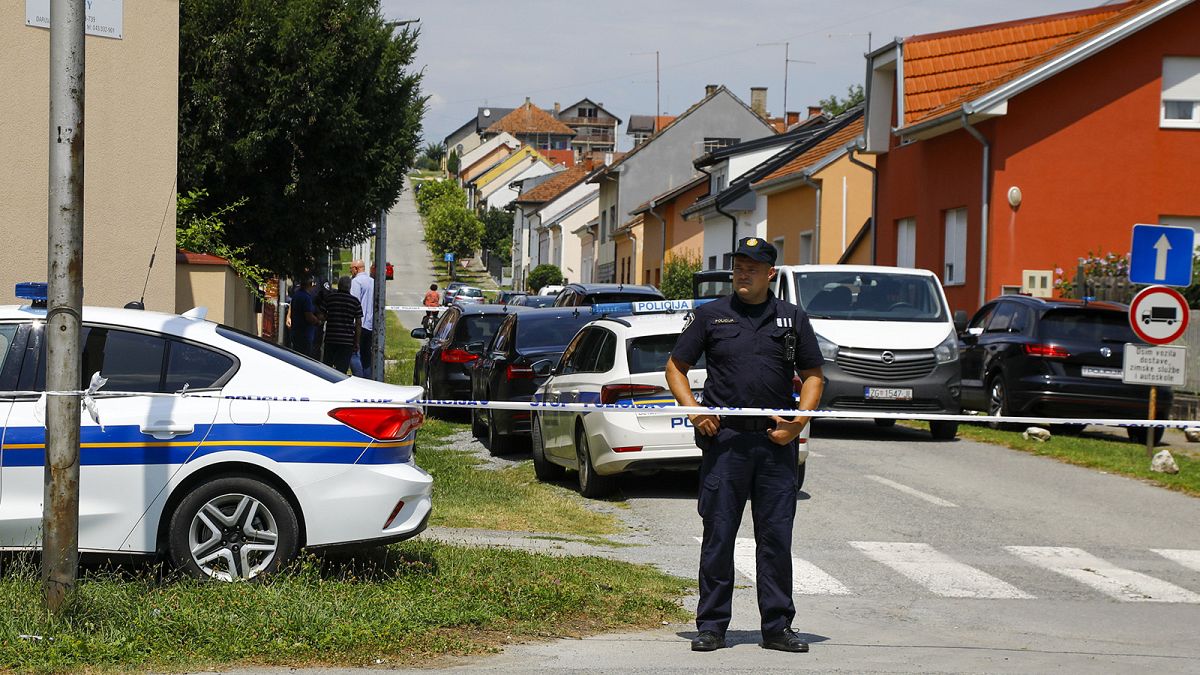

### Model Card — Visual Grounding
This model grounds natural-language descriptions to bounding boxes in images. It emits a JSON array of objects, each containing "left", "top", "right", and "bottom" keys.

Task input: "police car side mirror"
[
  {"left": 531, "top": 359, "right": 553, "bottom": 377},
  {"left": 953, "top": 310, "right": 969, "bottom": 334},
  {"left": 410, "top": 327, "right": 428, "bottom": 340}
]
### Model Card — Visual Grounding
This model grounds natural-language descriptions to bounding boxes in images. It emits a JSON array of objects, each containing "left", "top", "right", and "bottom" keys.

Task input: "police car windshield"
[
  {"left": 1038, "top": 308, "right": 1139, "bottom": 343},
  {"left": 216, "top": 325, "right": 350, "bottom": 383},
  {"left": 628, "top": 334, "right": 706, "bottom": 373},
  {"left": 792, "top": 272, "right": 947, "bottom": 322}
]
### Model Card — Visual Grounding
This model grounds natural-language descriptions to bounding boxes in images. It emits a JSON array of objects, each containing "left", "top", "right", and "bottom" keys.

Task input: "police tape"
[
  {"left": 384, "top": 305, "right": 447, "bottom": 312},
  {"left": 13, "top": 389, "right": 1198, "bottom": 430}
]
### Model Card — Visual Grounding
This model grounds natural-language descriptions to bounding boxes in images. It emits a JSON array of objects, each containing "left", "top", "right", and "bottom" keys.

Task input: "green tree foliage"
[
  {"left": 179, "top": 0, "right": 425, "bottom": 274},
  {"left": 527, "top": 264, "right": 563, "bottom": 293},
  {"left": 660, "top": 251, "right": 702, "bottom": 300},
  {"left": 424, "top": 201, "right": 483, "bottom": 257},
  {"left": 423, "top": 142, "right": 446, "bottom": 164},
  {"left": 176, "top": 189, "right": 269, "bottom": 293},
  {"left": 818, "top": 84, "right": 865, "bottom": 116},
  {"left": 446, "top": 149, "right": 460, "bottom": 175},
  {"left": 481, "top": 207, "right": 513, "bottom": 263},
  {"left": 415, "top": 178, "right": 467, "bottom": 218}
]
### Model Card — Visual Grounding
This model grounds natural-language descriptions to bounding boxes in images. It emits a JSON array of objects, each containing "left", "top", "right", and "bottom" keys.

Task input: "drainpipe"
[
  {"left": 961, "top": 109, "right": 991, "bottom": 307},
  {"left": 629, "top": 228, "right": 639, "bottom": 283},
  {"left": 697, "top": 164, "right": 739, "bottom": 267},
  {"left": 847, "top": 143, "right": 878, "bottom": 263},
  {"left": 799, "top": 173, "right": 822, "bottom": 264}
]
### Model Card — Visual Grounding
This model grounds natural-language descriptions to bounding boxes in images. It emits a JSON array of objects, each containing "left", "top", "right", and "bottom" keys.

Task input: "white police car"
[
  {"left": 530, "top": 303, "right": 810, "bottom": 498},
  {"left": 0, "top": 284, "right": 430, "bottom": 580}
]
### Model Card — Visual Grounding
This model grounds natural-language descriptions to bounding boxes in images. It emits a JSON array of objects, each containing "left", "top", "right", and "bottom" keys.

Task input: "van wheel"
[
  {"left": 1127, "top": 427, "right": 1165, "bottom": 445},
  {"left": 576, "top": 425, "right": 615, "bottom": 498},
  {"left": 531, "top": 415, "right": 564, "bottom": 481},
  {"left": 874, "top": 418, "right": 896, "bottom": 428},
  {"left": 168, "top": 476, "right": 299, "bottom": 581},
  {"left": 930, "top": 421, "right": 959, "bottom": 440}
]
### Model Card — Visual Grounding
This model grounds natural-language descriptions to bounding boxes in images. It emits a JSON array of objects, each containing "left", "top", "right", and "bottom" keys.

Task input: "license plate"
[
  {"left": 1081, "top": 366, "right": 1122, "bottom": 380},
  {"left": 864, "top": 387, "right": 913, "bottom": 400}
]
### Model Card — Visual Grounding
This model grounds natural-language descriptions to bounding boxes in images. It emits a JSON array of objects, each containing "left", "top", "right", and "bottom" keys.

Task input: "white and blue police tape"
[{"left": 385, "top": 305, "right": 446, "bottom": 312}]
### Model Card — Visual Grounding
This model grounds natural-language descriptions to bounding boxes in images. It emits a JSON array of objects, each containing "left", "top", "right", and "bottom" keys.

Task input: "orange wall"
[
  {"left": 461, "top": 147, "right": 513, "bottom": 183},
  {"left": 814, "top": 154, "right": 875, "bottom": 264},
  {"left": 766, "top": 185, "right": 816, "bottom": 265},
  {"left": 875, "top": 2, "right": 1200, "bottom": 313},
  {"left": 663, "top": 182, "right": 708, "bottom": 263}
]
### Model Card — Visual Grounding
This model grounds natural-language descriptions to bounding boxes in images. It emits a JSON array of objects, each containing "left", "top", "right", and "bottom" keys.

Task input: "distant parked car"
[
  {"left": 497, "top": 290, "right": 528, "bottom": 305},
  {"left": 453, "top": 287, "right": 485, "bottom": 305},
  {"left": 469, "top": 308, "right": 596, "bottom": 453},
  {"left": 958, "top": 295, "right": 1170, "bottom": 443},
  {"left": 551, "top": 283, "right": 665, "bottom": 308},
  {"left": 692, "top": 270, "right": 732, "bottom": 299},
  {"left": 511, "top": 294, "right": 557, "bottom": 308},
  {"left": 411, "top": 304, "right": 524, "bottom": 403},
  {"left": 537, "top": 285, "right": 565, "bottom": 296},
  {"left": 369, "top": 262, "right": 394, "bottom": 280},
  {"left": 442, "top": 281, "right": 467, "bottom": 306}
]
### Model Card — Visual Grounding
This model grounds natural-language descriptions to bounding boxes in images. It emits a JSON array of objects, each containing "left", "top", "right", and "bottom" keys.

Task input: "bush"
[
  {"left": 527, "top": 264, "right": 563, "bottom": 292},
  {"left": 415, "top": 178, "right": 466, "bottom": 218},
  {"left": 660, "top": 251, "right": 702, "bottom": 299},
  {"left": 424, "top": 200, "right": 483, "bottom": 257}
]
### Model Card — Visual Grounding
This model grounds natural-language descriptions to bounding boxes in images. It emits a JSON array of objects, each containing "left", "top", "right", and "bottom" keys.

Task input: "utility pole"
[
  {"left": 630, "top": 51, "right": 660, "bottom": 125},
  {"left": 828, "top": 32, "right": 874, "bottom": 54},
  {"left": 44, "top": 0, "right": 85, "bottom": 612},
  {"left": 373, "top": 208, "right": 387, "bottom": 381},
  {"left": 758, "top": 42, "right": 812, "bottom": 116}
]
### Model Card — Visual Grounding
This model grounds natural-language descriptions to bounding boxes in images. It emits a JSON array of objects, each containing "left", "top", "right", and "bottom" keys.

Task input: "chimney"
[
  {"left": 786, "top": 111, "right": 801, "bottom": 127},
  {"left": 705, "top": 84, "right": 719, "bottom": 97},
  {"left": 750, "top": 87, "right": 768, "bottom": 117},
  {"left": 808, "top": 105, "right": 824, "bottom": 119},
  {"left": 553, "top": 101, "right": 560, "bottom": 114},
  {"left": 525, "top": 96, "right": 532, "bottom": 106}
]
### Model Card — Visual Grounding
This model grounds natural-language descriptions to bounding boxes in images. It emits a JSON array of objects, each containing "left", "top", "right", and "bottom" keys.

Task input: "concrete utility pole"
[
  {"left": 43, "top": 0, "right": 85, "bottom": 612},
  {"left": 373, "top": 208, "right": 387, "bottom": 380}
]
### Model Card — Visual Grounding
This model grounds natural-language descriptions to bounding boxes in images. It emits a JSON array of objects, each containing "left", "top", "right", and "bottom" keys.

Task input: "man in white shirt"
[{"left": 349, "top": 260, "right": 375, "bottom": 378}]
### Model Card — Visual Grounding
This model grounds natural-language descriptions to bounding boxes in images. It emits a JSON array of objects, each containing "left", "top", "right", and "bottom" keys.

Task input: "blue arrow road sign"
[
  {"left": 443, "top": 252, "right": 455, "bottom": 262},
  {"left": 1129, "top": 224, "right": 1196, "bottom": 287}
]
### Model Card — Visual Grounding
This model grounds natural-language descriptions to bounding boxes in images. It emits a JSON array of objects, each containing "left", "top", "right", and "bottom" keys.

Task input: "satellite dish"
[{"left": 483, "top": 108, "right": 491, "bottom": 117}]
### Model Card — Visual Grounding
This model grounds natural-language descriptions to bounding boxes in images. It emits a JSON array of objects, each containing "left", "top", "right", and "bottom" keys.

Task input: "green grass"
[
  {"left": 908, "top": 421, "right": 1200, "bottom": 496},
  {"left": 0, "top": 542, "right": 689, "bottom": 673}
]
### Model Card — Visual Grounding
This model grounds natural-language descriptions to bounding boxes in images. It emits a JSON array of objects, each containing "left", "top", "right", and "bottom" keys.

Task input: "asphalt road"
[{"left": 385, "top": 183, "right": 434, "bottom": 331}]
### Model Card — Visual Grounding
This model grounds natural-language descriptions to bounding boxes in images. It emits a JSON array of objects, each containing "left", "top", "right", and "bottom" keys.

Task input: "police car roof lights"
[
  {"left": 590, "top": 298, "right": 715, "bottom": 315},
  {"left": 15, "top": 282, "right": 48, "bottom": 308}
]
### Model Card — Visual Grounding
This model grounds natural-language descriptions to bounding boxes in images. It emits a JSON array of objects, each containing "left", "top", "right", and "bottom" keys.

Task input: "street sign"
[
  {"left": 1129, "top": 223, "right": 1196, "bottom": 287},
  {"left": 1123, "top": 344, "right": 1187, "bottom": 386},
  {"left": 443, "top": 252, "right": 455, "bottom": 262},
  {"left": 1128, "top": 285, "right": 1190, "bottom": 345}
]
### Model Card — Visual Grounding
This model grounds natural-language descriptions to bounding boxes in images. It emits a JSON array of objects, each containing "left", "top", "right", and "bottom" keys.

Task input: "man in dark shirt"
[
  {"left": 319, "top": 276, "right": 363, "bottom": 374},
  {"left": 666, "top": 237, "right": 824, "bottom": 654},
  {"left": 289, "top": 277, "right": 321, "bottom": 358}
]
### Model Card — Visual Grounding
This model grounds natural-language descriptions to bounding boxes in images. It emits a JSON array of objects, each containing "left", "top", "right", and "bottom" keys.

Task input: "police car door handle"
[{"left": 141, "top": 422, "right": 194, "bottom": 437}]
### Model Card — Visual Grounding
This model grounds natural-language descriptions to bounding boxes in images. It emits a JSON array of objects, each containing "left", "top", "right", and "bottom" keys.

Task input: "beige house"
[{"left": 0, "top": 3, "right": 179, "bottom": 311}]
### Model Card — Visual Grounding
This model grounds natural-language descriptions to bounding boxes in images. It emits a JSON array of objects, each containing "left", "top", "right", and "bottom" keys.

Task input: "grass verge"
[
  {"left": 907, "top": 421, "right": 1200, "bottom": 497},
  {"left": 0, "top": 542, "right": 689, "bottom": 673}
]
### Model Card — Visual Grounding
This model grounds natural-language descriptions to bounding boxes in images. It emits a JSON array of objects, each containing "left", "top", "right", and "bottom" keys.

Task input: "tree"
[
  {"left": 446, "top": 149, "right": 460, "bottom": 175},
  {"left": 415, "top": 178, "right": 466, "bottom": 218},
  {"left": 818, "top": 84, "right": 865, "bottom": 116},
  {"left": 660, "top": 251, "right": 702, "bottom": 300},
  {"left": 481, "top": 207, "right": 513, "bottom": 262},
  {"left": 527, "top": 264, "right": 563, "bottom": 292},
  {"left": 176, "top": 189, "right": 269, "bottom": 293},
  {"left": 424, "top": 200, "right": 483, "bottom": 257},
  {"left": 422, "top": 142, "right": 446, "bottom": 164},
  {"left": 179, "top": 0, "right": 425, "bottom": 274}
]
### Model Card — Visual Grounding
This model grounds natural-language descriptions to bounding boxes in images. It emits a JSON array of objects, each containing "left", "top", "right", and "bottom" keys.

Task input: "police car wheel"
[
  {"left": 576, "top": 425, "right": 615, "bottom": 498},
  {"left": 531, "top": 415, "right": 564, "bottom": 481},
  {"left": 168, "top": 476, "right": 299, "bottom": 581},
  {"left": 487, "top": 409, "right": 511, "bottom": 455}
]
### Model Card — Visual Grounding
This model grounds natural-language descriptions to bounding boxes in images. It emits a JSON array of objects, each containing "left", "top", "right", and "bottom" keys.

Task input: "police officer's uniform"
[{"left": 671, "top": 238, "right": 823, "bottom": 649}]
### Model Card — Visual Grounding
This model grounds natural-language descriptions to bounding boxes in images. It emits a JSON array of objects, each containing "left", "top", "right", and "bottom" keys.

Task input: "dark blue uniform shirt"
[{"left": 672, "top": 292, "right": 823, "bottom": 410}]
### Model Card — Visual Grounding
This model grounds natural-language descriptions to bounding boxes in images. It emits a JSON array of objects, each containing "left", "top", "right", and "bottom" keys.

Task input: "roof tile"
[
  {"left": 513, "top": 161, "right": 593, "bottom": 205},
  {"left": 758, "top": 118, "right": 865, "bottom": 186},
  {"left": 486, "top": 101, "right": 576, "bottom": 137}
]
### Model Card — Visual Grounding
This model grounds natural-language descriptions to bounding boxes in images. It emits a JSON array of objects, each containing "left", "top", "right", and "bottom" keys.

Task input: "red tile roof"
[
  {"left": 514, "top": 161, "right": 593, "bottom": 205},
  {"left": 900, "top": 1, "right": 1151, "bottom": 126},
  {"left": 177, "top": 249, "right": 229, "bottom": 266},
  {"left": 486, "top": 101, "right": 576, "bottom": 137},
  {"left": 758, "top": 118, "right": 865, "bottom": 185}
]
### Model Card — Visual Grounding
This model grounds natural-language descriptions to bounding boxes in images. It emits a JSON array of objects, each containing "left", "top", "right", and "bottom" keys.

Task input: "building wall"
[
  {"left": 662, "top": 181, "right": 708, "bottom": 264},
  {"left": 175, "top": 263, "right": 257, "bottom": 333},
  {"left": 765, "top": 186, "right": 817, "bottom": 265},
  {"left": 874, "top": 3, "right": 1200, "bottom": 313},
  {"left": 555, "top": 200, "right": 597, "bottom": 284},
  {"left": 1, "top": 3, "right": 179, "bottom": 311},
  {"left": 461, "top": 146, "right": 515, "bottom": 184},
  {"left": 813, "top": 154, "right": 876, "bottom": 264}
]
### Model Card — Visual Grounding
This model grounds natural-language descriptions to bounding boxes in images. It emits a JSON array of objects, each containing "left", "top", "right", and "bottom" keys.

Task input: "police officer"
[{"left": 666, "top": 237, "right": 824, "bottom": 653}]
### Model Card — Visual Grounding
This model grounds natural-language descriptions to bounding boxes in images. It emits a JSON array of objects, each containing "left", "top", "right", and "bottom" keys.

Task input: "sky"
[{"left": 382, "top": 0, "right": 1122, "bottom": 150}]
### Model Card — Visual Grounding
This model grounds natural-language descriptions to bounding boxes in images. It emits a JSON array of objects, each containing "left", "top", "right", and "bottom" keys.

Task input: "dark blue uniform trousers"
[{"left": 696, "top": 427, "right": 799, "bottom": 636}]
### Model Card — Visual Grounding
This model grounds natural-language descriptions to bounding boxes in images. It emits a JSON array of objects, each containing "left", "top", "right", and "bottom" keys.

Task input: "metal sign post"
[{"left": 44, "top": 0, "right": 86, "bottom": 612}]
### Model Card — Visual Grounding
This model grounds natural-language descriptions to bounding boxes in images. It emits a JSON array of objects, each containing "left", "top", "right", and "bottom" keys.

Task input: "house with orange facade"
[
  {"left": 629, "top": 175, "right": 709, "bottom": 278},
  {"left": 865, "top": 0, "right": 1200, "bottom": 313}
]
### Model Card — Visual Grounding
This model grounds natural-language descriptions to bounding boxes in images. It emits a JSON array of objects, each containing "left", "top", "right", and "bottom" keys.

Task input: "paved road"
[{"left": 385, "top": 184, "right": 434, "bottom": 331}]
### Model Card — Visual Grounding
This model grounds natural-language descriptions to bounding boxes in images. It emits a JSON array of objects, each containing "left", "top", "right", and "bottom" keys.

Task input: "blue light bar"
[
  {"left": 591, "top": 298, "right": 715, "bottom": 315},
  {"left": 15, "top": 282, "right": 48, "bottom": 303}
]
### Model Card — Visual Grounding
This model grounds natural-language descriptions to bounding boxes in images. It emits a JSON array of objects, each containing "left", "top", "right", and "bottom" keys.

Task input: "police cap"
[{"left": 733, "top": 237, "right": 777, "bottom": 266}]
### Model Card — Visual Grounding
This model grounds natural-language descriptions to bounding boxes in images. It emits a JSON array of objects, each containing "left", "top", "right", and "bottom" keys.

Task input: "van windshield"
[{"left": 791, "top": 271, "right": 947, "bottom": 322}]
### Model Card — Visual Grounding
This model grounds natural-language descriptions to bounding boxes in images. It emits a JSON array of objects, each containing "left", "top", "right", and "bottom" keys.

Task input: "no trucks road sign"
[{"left": 1128, "top": 285, "right": 1190, "bottom": 345}]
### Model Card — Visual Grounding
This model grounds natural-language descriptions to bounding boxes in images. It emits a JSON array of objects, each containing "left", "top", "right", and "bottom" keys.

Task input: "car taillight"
[
  {"left": 612, "top": 446, "right": 642, "bottom": 453},
  {"left": 329, "top": 407, "right": 424, "bottom": 441},
  {"left": 600, "top": 383, "right": 665, "bottom": 404},
  {"left": 441, "top": 348, "right": 478, "bottom": 363},
  {"left": 506, "top": 363, "right": 535, "bottom": 380},
  {"left": 1024, "top": 343, "right": 1070, "bottom": 358}
]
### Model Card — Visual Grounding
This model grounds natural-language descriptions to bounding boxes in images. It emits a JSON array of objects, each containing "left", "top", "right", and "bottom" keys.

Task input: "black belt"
[{"left": 719, "top": 415, "right": 775, "bottom": 432}]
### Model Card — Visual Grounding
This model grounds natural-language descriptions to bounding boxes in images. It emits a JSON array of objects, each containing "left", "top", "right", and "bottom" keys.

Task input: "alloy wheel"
[{"left": 187, "top": 493, "right": 279, "bottom": 581}]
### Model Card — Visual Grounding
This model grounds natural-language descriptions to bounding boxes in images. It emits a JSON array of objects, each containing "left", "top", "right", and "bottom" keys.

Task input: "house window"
[
  {"left": 609, "top": 206, "right": 616, "bottom": 238},
  {"left": 578, "top": 106, "right": 597, "bottom": 118},
  {"left": 799, "top": 231, "right": 814, "bottom": 264},
  {"left": 600, "top": 210, "right": 607, "bottom": 244},
  {"left": 633, "top": 131, "right": 650, "bottom": 145},
  {"left": 711, "top": 167, "right": 728, "bottom": 193},
  {"left": 703, "top": 137, "right": 739, "bottom": 153},
  {"left": 1161, "top": 57, "right": 1200, "bottom": 128},
  {"left": 722, "top": 253, "right": 733, "bottom": 269},
  {"left": 896, "top": 217, "right": 916, "bottom": 268},
  {"left": 943, "top": 208, "right": 968, "bottom": 286},
  {"left": 708, "top": 255, "right": 717, "bottom": 270}
]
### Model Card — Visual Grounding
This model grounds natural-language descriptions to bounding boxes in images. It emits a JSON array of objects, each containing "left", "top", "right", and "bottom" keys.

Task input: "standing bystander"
[
  {"left": 288, "top": 277, "right": 321, "bottom": 358},
  {"left": 349, "top": 260, "right": 375, "bottom": 378},
  {"left": 320, "top": 276, "right": 363, "bottom": 374}
]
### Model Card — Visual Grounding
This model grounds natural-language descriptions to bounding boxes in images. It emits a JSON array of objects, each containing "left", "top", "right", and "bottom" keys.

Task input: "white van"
[{"left": 773, "top": 265, "right": 967, "bottom": 440}]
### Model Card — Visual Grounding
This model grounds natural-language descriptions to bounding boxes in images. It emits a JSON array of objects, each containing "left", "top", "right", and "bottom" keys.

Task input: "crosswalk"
[{"left": 697, "top": 537, "right": 1200, "bottom": 603}]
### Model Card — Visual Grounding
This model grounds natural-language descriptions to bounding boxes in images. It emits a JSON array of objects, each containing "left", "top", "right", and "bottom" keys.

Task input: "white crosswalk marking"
[
  {"left": 1151, "top": 548, "right": 1200, "bottom": 574},
  {"left": 865, "top": 475, "right": 958, "bottom": 507},
  {"left": 1007, "top": 546, "right": 1200, "bottom": 603},
  {"left": 693, "top": 537, "right": 852, "bottom": 595},
  {"left": 850, "top": 541, "right": 1033, "bottom": 599}
]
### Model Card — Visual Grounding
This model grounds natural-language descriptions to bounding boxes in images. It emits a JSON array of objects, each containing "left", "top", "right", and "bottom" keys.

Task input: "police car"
[
  {"left": 0, "top": 284, "right": 430, "bottom": 580},
  {"left": 530, "top": 301, "right": 810, "bottom": 498}
]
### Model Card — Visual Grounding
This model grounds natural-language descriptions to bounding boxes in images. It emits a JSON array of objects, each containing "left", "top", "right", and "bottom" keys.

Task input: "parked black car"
[
  {"left": 958, "top": 295, "right": 1170, "bottom": 443},
  {"left": 511, "top": 294, "right": 557, "bottom": 308},
  {"left": 469, "top": 308, "right": 595, "bottom": 453},
  {"left": 496, "top": 290, "right": 528, "bottom": 305},
  {"left": 411, "top": 304, "right": 525, "bottom": 404},
  {"left": 552, "top": 283, "right": 664, "bottom": 307},
  {"left": 693, "top": 269, "right": 732, "bottom": 299}
]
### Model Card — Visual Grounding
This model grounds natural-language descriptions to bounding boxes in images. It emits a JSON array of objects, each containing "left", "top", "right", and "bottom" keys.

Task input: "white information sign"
[
  {"left": 26, "top": 0, "right": 123, "bottom": 40},
  {"left": 1122, "top": 344, "right": 1187, "bottom": 386}
]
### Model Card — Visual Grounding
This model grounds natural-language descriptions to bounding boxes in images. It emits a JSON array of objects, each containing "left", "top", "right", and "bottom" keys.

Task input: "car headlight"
[
  {"left": 815, "top": 333, "right": 839, "bottom": 361},
  {"left": 933, "top": 331, "right": 959, "bottom": 364}
]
